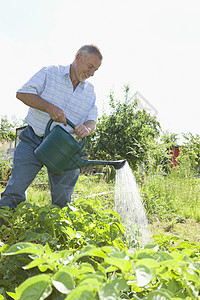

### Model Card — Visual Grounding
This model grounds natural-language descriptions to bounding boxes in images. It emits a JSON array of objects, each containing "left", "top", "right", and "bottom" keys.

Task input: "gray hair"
[{"left": 76, "top": 44, "right": 103, "bottom": 61}]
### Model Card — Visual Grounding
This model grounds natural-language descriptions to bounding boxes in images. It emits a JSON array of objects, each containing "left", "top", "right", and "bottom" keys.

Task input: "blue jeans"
[{"left": 0, "top": 126, "right": 79, "bottom": 209}]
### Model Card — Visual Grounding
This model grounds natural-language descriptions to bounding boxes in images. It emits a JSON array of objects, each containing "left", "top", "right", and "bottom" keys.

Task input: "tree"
[
  {"left": 0, "top": 115, "right": 25, "bottom": 141},
  {"left": 86, "top": 87, "right": 161, "bottom": 170},
  {"left": 179, "top": 133, "right": 200, "bottom": 176}
]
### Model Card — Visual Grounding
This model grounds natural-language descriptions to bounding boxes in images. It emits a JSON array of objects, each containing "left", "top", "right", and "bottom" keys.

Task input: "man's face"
[{"left": 75, "top": 53, "right": 102, "bottom": 82}]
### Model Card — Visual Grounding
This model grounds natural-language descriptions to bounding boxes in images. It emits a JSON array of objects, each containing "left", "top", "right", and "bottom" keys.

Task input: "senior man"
[{"left": 0, "top": 44, "right": 102, "bottom": 210}]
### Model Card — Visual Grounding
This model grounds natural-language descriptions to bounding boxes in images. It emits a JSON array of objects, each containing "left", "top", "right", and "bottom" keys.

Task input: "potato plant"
[{"left": 0, "top": 199, "right": 200, "bottom": 300}]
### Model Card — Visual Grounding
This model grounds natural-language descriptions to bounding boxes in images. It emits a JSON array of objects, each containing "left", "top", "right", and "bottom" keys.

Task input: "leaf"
[
  {"left": 167, "top": 279, "right": 183, "bottom": 295},
  {"left": 184, "top": 268, "right": 200, "bottom": 284},
  {"left": 135, "top": 264, "right": 152, "bottom": 287},
  {"left": 61, "top": 226, "right": 75, "bottom": 238},
  {"left": 3, "top": 242, "right": 43, "bottom": 256},
  {"left": 147, "top": 288, "right": 174, "bottom": 299},
  {"left": 104, "top": 257, "right": 132, "bottom": 273},
  {"left": 77, "top": 263, "right": 95, "bottom": 274},
  {"left": 52, "top": 270, "right": 74, "bottom": 294},
  {"left": 135, "top": 258, "right": 159, "bottom": 268},
  {"left": 15, "top": 274, "right": 52, "bottom": 300},
  {"left": 6, "top": 292, "right": 18, "bottom": 300},
  {"left": 23, "top": 258, "right": 47, "bottom": 270},
  {"left": 110, "top": 224, "right": 119, "bottom": 241},
  {"left": 78, "top": 274, "right": 104, "bottom": 286},
  {"left": 0, "top": 295, "right": 4, "bottom": 300},
  {"left": 98, "top": 281, "right": 118, "bottom": 300},
  {"left": 159, "top": 259, "right": 180, "bottom": 270},
  {"left": 100, "top": 246, "right": 113, "bottom": 254},
  {"left": 51, "top": 250, "right": 73, "bottom": 264},
  {"left": 75, "top": 246, "right": 107, "bottom": 260},
  {"left": 153, "top": 251, "right": 174, "bottom": 262},
  {"left": 107, "top": 209, "right": 121, "bottom": 220},
  {"left": 110, "top": 278, "right": 128, "bottom": 292},
  {"left": 60, "top": 266, "right": 79, "bottom": 276},
  {"left": 65, "top": 285, "right": 96, "bottom": 300},
  {"left": 43, "top": 243, "right": 53, "bottom": 257},
  {"left": 110, "top": 249, "right": 126, "bottom": 259},
  {"left": 136, "top": 250, "right": 153, "bottom": 260}
]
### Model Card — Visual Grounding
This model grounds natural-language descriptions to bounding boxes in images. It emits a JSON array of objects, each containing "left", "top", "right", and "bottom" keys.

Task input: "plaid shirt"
[{"left": 17, "top": 65, "right": 98, "bottom": 136}]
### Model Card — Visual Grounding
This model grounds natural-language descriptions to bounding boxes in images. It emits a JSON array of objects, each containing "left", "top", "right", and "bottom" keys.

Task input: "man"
[{"left": 0, "top": 44, "right": 103, "bottom": 210}]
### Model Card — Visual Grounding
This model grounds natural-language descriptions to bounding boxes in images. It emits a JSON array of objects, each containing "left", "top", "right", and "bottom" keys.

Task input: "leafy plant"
[
  {"left": 0, "top": 156, "right": 12, "bottom": 183},
  {"left": 86, "top": 87, "right": 160, "bottom": 170},
  {"left": 0, "top": 235, "right": 200, "bottom": 299},
  {"left": 0, "top": 116, "right": 25, "bottom": 142}
]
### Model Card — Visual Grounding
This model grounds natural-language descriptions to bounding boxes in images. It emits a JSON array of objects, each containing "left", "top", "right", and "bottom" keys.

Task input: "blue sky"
[{"left": 1, "top": 0, "right": 200, "bottom": 138}]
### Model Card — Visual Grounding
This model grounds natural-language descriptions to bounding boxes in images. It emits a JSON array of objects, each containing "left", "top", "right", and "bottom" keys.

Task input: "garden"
[{"left": 0, "top": 89, "right": 200, "bottom": 299}]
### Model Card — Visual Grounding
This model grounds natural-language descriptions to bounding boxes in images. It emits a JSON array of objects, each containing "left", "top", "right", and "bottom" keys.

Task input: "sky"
[{"left": 0, "top": 0, "right": 200, "bottom": 140}]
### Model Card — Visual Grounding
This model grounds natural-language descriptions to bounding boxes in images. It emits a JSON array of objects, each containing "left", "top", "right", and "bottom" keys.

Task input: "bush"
[
  {"left": 0, "top": 156, "right": 12, "bottom": 184},
  {"left": 86, "top": 87, "right": 160, "bottom": 170}
]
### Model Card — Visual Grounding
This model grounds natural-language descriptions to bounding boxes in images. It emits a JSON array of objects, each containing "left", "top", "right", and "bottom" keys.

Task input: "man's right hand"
[
  {"left": 47, "top": 104, "right": 67, "bottom": 126},
  {"left": 16, "top": 93, "right": 67, "bottom": 126}
]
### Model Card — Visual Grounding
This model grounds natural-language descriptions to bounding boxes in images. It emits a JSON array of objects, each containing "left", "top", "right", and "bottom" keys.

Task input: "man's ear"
[{"left": 76, "top": 53, "right": 83, "bottom": 62}]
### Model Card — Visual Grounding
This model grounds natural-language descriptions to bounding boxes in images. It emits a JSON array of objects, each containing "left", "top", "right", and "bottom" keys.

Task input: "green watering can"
[{"left": 34, "top": 117, "right": 126, "bottom": 175}]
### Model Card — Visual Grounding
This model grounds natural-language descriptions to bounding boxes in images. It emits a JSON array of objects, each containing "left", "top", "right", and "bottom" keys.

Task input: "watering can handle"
[{"left": 44, "top": 117, "right": 86, "bottom": 146}]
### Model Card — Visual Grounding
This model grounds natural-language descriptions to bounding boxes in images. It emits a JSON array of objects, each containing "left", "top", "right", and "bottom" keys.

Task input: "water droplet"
[{"left": 114, "top": 161, "right": 151, "bottom": 246}]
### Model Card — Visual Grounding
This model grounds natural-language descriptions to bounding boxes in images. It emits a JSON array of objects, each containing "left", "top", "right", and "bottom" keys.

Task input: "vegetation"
[
  {"left": 86, "top": 87, "right": 160, "bottom": 170},
  {"left": 0, "top": 116, "right": 25, "bottom": 142},
  {"left": 0, "top": 169, "right": 200, "bottom": 299},
  {"left": 0, "top": 89, "right": 200, "bottom": 299}
]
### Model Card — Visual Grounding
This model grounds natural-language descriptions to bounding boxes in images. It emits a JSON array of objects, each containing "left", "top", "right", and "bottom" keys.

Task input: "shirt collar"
[
  {"left": 63, "top": 65, "right": 85, "bottom": 88},
  {"left": 63, "top": 65, "right": 70, "bottom": 76}
]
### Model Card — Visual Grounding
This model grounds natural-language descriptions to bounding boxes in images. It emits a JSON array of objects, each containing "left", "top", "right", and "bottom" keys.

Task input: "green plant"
[
  {"left": 140, "top": 168, "right": 200, "bottom": 223},
  {"left": 0, "top": 156, "right": 12, "bottom": 183},
  {"left": 0, "top": 116, "right": 25, "bottom": 142},
  {"left": 182, "top": 133, "right": 200, "bottom": 173},
  {"left": 86, "top": 86, "right": 160, "bottom": 170},
  {"left": 0, "top": 171, "right": 200, "bottom": 299},
  {"left": 0, "top": 235, "right": 200, "bottom": 299}
]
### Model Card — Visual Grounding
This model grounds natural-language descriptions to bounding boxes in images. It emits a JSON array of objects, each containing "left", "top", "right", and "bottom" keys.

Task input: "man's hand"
[
  {"left": 16, "top": 92, "right": 67, "bottom": 126},
  {"left": 71, "top": 124, "right": 91, "bottom": 138},
  {"left": 47, "top": 105, "right": 67, "bottom": 126},
  {"left": 71, "top": 120, "right": 96, "bottom": 138}
]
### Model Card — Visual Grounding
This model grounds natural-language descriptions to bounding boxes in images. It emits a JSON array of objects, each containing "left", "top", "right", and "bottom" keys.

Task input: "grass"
[
  {"left": 140, "top": 170, "right": 200, "bottom": 223},
  {"left": 24, "top": 174, "right": 115, "bottom": 208}
]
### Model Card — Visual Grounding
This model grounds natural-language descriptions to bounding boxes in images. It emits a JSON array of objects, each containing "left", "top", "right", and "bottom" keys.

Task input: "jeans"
[{"left": 0, "top": 125, "right": 79, "bottom": 209}]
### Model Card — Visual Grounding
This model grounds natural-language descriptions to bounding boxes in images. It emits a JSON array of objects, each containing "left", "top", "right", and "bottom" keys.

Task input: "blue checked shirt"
[{"left": 17, "top": 65, "right": 98, "bottom": 136}]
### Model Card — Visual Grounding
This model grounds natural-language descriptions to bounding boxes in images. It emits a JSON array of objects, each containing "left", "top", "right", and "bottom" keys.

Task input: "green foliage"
[
  {"left": 0, "top": 232, "right": 200, "bottom": 299},
  {"left": 134, "top": 131, "right": 180, "bottom": 177},
  {"left": 0, "top": 156, "right": 12, "bottom": 182},
  {"left": 0, "top": 200, "right": 126, "bottom": 252},
  {"left": 0, "top": 102, "right": 200, "bottom": 298},
  {"left": 140, "top": 169, "right": 200, "bottom": 222},
  {"left": 0, "top": 116, "right": 25, "bottom": 142},
  {"left": 86, "top": 87, "right": 160, "bottom": 170},
  {"left": 0, "top": 173, "right": 200, "bottom": 299},
  {"left": 179, "top": 133, "right": 200, "bottom": 176}
]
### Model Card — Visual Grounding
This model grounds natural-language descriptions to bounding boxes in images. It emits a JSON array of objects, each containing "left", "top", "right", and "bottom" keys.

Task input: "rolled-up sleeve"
[
  {"left": 17, "top": 67, "right": 47, "bottom": 95},
  {"left": 86, "top": 103, "right": 98, "bottom": 122}
]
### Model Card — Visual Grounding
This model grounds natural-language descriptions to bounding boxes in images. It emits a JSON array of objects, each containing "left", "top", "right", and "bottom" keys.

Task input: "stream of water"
[{"left": 114, "top": 161, "right": 151, "bottom": 246}]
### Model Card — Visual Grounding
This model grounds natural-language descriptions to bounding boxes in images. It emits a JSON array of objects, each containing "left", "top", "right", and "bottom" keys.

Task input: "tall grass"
[{"left": 138, "top": 162, "right": 200, "bottom": 223}]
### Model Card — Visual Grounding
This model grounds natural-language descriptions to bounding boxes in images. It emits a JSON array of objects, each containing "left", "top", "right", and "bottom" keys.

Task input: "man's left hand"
[{"left": 71, "top": 124, "right": 91, "bottom": 138}]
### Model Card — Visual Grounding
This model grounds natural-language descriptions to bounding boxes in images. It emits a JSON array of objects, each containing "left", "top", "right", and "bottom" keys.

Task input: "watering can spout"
[
  {"left": 73, "top": 156, "right": 126, "bottom": 171},
  {"left": 107, "top": 159, "right": 126, "bottom": 170}
]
